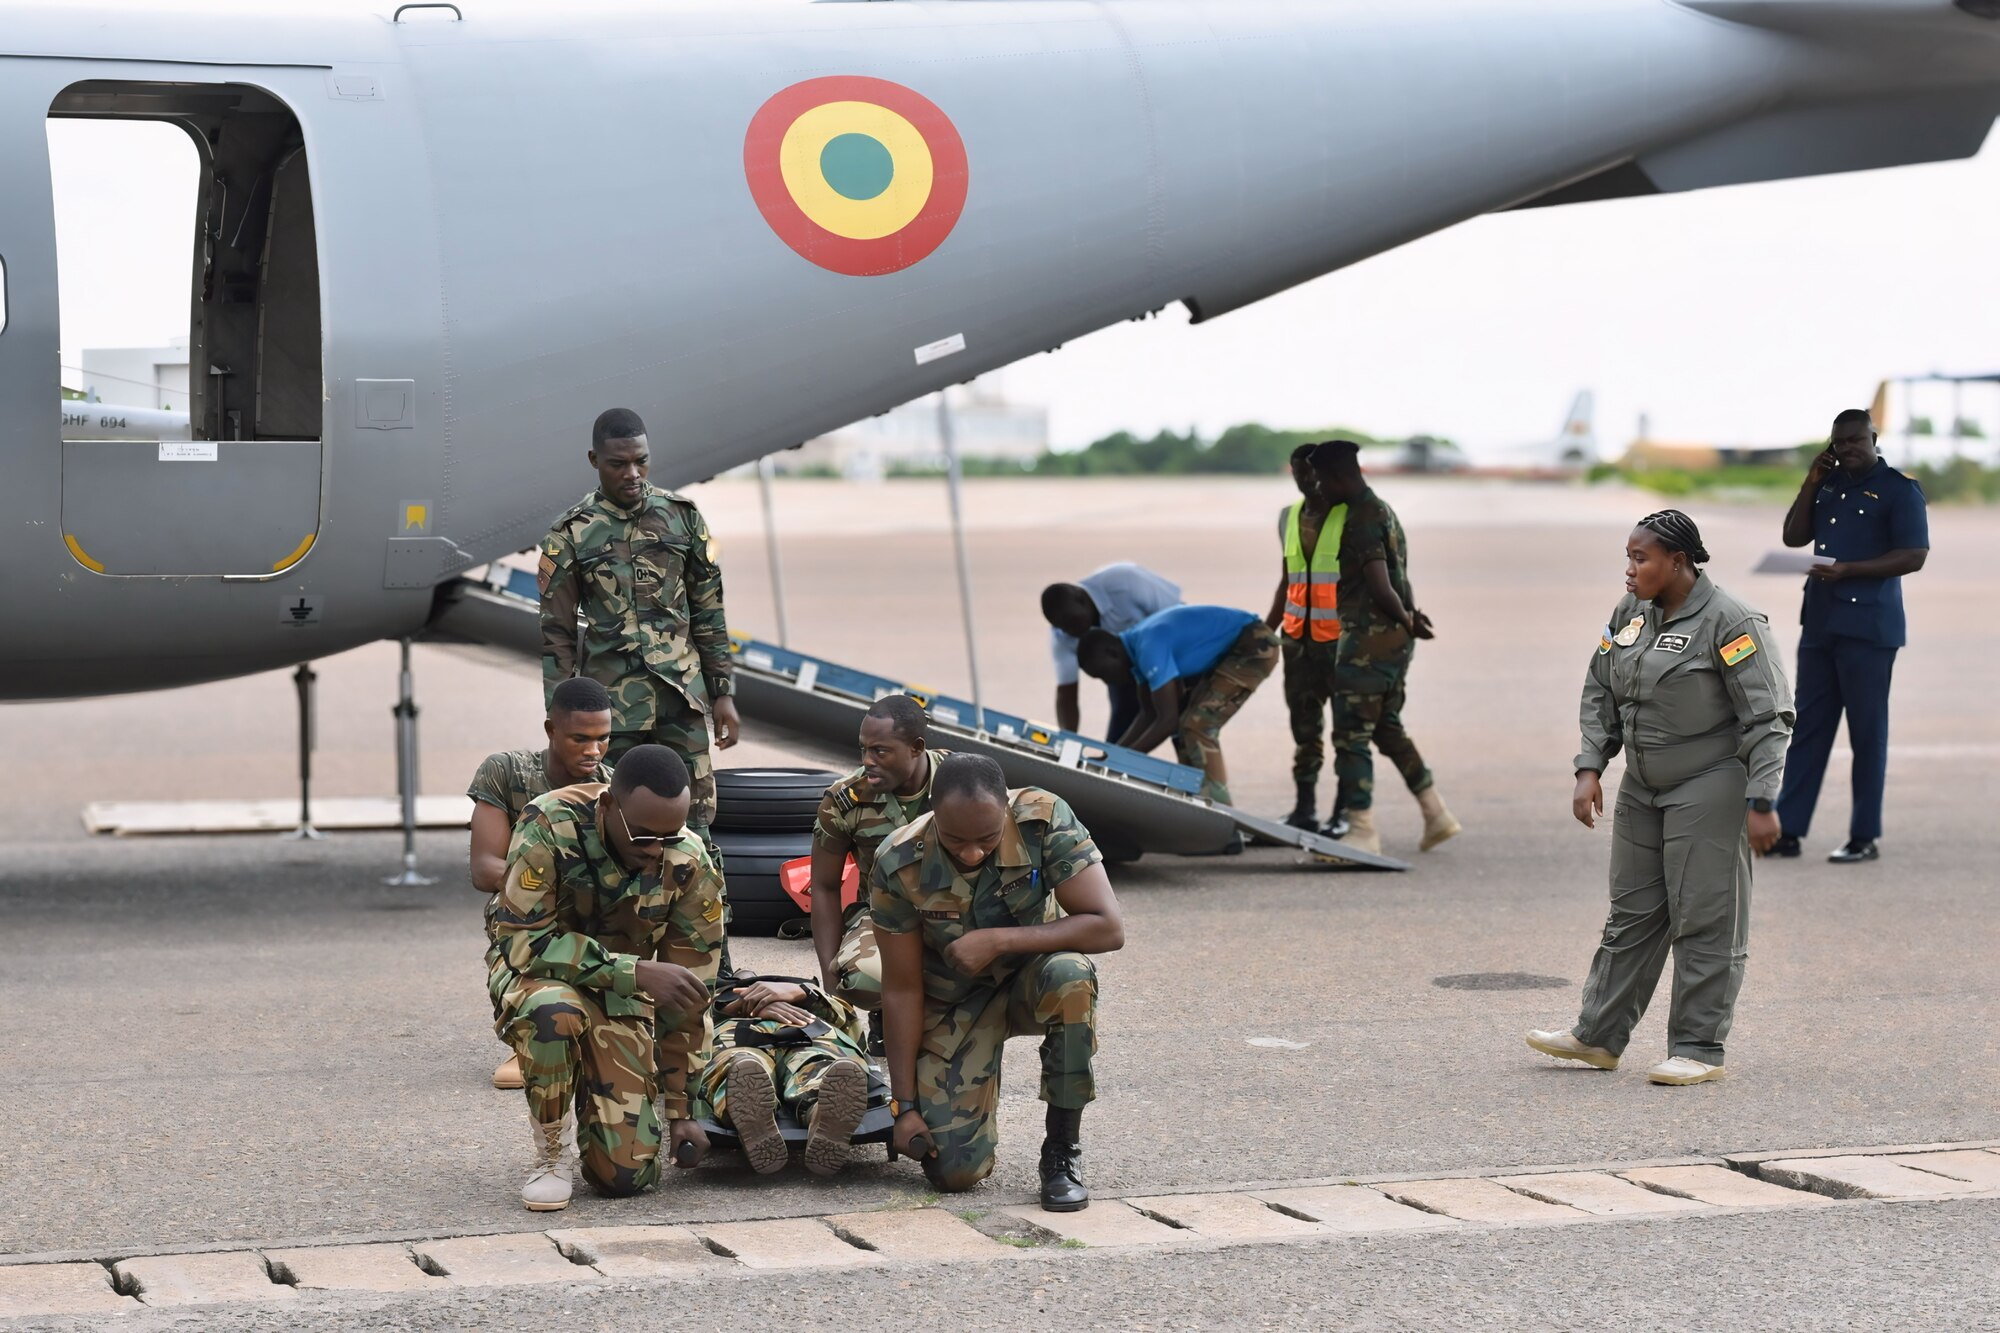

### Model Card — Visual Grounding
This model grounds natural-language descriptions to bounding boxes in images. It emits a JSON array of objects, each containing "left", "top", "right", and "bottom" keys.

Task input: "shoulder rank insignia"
[
  {"left": 1720, "top": 633, "right": 1757, "bottom": 667},
  {"left": 1613, "top": 616, "right": 1645, "bottom": 647},
  {"left": 702, "top": 896, "right": 723, "bottom": 924}
]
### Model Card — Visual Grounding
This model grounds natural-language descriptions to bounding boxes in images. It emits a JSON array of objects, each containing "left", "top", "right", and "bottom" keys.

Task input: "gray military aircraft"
[{"left": 3, "top": 0, "right": 1997, "bottom": 699}]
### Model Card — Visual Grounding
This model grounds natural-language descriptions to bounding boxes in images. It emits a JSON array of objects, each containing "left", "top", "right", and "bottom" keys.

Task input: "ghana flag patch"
[{"left": 1721, "top": 633, "right": 1758, "bottom": 666}]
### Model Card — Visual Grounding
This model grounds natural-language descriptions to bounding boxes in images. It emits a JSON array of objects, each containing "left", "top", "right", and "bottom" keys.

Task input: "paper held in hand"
[{"left": 1753, "top": 550, "right": 1836, "bottom": 576}]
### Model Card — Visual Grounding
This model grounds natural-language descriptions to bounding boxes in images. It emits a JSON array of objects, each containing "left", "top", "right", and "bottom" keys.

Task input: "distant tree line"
[{"left": 901, "top": 422, "right": 1406, "bottom": 478}]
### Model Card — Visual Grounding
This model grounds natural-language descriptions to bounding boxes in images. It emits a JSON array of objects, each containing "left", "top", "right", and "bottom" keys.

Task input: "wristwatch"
[
  {"left": 891, "top": 1095, "right": 921, "bottom": 1118},
  {"left": 1747, "top": 798, "right": 1773, "bottom": 814}
]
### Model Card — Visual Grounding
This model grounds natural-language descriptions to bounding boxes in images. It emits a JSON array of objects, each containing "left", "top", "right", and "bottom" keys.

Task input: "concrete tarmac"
[{"left": 2, "top": 478, "right": 1994, "bottom": 1283}]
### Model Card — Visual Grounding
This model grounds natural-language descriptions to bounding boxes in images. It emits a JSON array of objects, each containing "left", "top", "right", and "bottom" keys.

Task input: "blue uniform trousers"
[
  {"left": 1774, "top": 637, "right": 1897, "bottom": 843},
  {"left": 1105, "top": 676, "right": 1143, "bottom": 749}
]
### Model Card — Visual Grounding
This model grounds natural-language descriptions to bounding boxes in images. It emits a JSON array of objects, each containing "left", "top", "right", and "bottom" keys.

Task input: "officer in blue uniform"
[{"left": 1773, "top": 408, "right": 1929, "bottom": 863}]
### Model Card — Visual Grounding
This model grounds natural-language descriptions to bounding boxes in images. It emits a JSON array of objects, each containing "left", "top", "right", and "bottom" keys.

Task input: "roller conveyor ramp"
[{"left": 425, "top": 568, "right": 1406, "bottom": 871}]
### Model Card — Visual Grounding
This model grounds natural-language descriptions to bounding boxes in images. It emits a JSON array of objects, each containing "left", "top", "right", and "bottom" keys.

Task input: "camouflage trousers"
[
  {"left": 607, "top": 695, "right": 716, "bottom": 830},
  {"left": 494, "top": 975, "right": 663, "bottom": 1197},
  {"left": 695, "top": 1040, "right": 847, "bottom": 1124},
  {"left": 917, "top": 953, "right": 1098, "bottom": 1194},
  {"left": 1331, "top": 633, "right": 1431, "bottom": 812},
  {"left": 1175, "top": 623, "right": 1281, "bottom": 804},
  {"left": 830, "top": 907, "right": 882, "bottom": 1011},
  {"left": 1281, "top": 637, "right": 1340, "bottom": 787}
]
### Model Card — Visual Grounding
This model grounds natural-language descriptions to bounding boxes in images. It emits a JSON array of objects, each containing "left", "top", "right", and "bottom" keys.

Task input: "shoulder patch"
[{"left": 1720, "top": 633, "right": 1758, "bottom": 667}]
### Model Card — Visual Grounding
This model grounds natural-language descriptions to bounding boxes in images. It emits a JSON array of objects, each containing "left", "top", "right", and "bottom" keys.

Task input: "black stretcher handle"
[{"left": 672, "top": 1139, "right": 701, "bottom": 1167}]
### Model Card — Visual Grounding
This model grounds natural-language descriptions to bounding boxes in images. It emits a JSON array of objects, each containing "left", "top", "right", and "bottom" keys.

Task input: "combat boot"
[
  {"left": 1039, "top": 1106, "right": 1089, "bottom": 1212},
  {"left": 1340, "top": 807, "right": 1382, "bottom": 855},
  {"left": 1283, "top": 782, "right": 1317, "bottom": 831},
  {"left": 1417, "top": 787, "right": 1462, "bottom": 852},
  {"left": 521, "top": 1115, "right": 574, "bottom": 1212},
  {"left": 803, "top": 1056, "right": 869, "bottom": 1177},
  {"left": 726, "top": 1053, "right": 790, "bottom": 1176},
  {"left": 492, "top": 1053, "right": 524, "bottom": 1090}
]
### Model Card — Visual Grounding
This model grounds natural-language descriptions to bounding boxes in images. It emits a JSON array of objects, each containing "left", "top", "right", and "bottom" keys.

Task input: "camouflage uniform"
[
  {"left": 694, "top": 982, "right": 870, "bottom": 1124},
  {"left": 538, "top": 486, "right": 733, "bottom": 832},
  {"left": 490, "top": 782, "right": 724, "bottom": 1197},
  {"left": 1177, "top": 624, "right": 1282, "bottom": 800},
  {"left": 870, "top": 789, "right": 1103, "bottom": 1193},
  {"left": 810, "top": 750, "right": 950, "bottom": 1009},
  {"left": 467, "top": 748, "right": 612, "bottom": 965},
  {"left": 1330, "top": 486, "right": 1433, "bottom": 813}
]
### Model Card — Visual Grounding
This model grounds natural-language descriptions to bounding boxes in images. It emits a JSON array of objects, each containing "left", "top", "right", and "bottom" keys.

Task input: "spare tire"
[
  {"left": 712, "top": 767, "right": 841, "bottom": 835},
  {"left": 715, "top": 828, "right": 814, "bottom": 937}
]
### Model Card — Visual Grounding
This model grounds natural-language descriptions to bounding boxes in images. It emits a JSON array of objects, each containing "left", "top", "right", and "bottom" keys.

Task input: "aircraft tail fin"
[
  {"left": 1556, "top": 390, "right": 1597, "bottom": 466},
  {"left": 1870, "top": 379, "right": 1891, "bottom": 432}
]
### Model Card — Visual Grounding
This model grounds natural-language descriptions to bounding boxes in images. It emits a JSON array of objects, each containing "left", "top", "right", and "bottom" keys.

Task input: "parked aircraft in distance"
[{"left": 4, "top": 0, "right": 1998, "bottom": 699}]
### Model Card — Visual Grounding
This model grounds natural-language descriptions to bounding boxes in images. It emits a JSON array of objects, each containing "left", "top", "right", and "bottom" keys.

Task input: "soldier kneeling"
[
  {"left": 873, "top": 755, "right": 1126, "bottom": 1211},
  {"left": 491, "top": 746, "right": 722, "bottom": 1210}
]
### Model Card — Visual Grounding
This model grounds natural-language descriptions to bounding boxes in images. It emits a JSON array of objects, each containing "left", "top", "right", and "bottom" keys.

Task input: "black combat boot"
[
  {"left": 1039, "top": 1106, "right": 1089, "bottom": 1212},
  {"left": 1283, "top": 782, "right": 1317, "bottom": 831}
]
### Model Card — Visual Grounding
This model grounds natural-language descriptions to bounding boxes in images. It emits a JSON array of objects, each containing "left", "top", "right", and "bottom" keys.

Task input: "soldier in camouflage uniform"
[
  {"left": 809, "top": 695, "right": 947, "bottom": 1019},
  {"left": 490, "top": 746, "right": 723, "bottom": 1211},
  {"left": 538, "top": 408, "right": 739, "bottom": 839},
  {"left": 1310, "top": 441, "right": 1460, "bottom": 856},
  {"left": 695, "top": 975, "right": 873, "bottom": 1177},
  {"left": 468, "top": 676, "right": 616, "bottom": 1091},
  {"left": 873, "top": 755, "right": 1125, "bottom": 1212}
]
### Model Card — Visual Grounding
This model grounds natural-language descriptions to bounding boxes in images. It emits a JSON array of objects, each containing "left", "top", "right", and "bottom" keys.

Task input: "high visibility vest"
[{"left": 1281, "top": 500, "right": 1345, "bottom": 642}]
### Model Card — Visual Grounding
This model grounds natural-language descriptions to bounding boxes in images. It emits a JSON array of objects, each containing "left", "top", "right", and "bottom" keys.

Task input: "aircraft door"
[
  {"left": 0, "top": 67, "right": 61, "bottom": 577},
  {"left": 49, "top": 79, "right": 323, "bottom": 579}
]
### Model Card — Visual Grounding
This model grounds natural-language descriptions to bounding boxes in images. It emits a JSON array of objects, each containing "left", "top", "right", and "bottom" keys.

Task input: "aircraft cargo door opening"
[{"left": 49, "top": 82, "right": 323, "bottom": 578}]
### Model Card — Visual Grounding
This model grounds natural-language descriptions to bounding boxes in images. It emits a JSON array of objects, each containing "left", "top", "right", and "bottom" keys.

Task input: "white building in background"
[
  {"left": 772, "top": 383, "right": 1048, "bottom": 479},
  {"left": 79, "top": 335, "right": 189, "bottom": 411}
]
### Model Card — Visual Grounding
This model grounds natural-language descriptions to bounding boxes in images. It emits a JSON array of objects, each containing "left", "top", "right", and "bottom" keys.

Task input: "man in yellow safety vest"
[{"left": 1265, "top": 443, "right": 1348, "bottom": 835}]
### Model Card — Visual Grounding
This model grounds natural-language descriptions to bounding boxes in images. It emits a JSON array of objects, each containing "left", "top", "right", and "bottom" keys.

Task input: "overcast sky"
[{"left": 46, "top": 55, "right": 2000, "bottom": 460}]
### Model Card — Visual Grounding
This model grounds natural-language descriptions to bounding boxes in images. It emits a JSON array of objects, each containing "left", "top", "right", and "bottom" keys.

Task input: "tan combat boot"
[
  {"left": 1341, "top": 807, "right": 1382, "bottom": 855},
  {"left": 492, "top": 1053, "right": 525, "bottom": 1090},
  {"left": 521, "top": 1116, "right": 575, "bottom": 1211},
  {"left": 1525, "top": 1029, "right": 1619, "bottom": 1071},
  {"left": 727, "top": 1054, "right": 790, "bottom": 1176},
  {"left": 1417, "top": 787, "right": 1462, "bottom": 852},
  {"left": 802, "top": 1057, "right": 869, "bottom": 1178}
]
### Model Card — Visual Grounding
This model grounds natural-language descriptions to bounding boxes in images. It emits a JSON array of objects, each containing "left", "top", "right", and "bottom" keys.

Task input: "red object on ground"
[{"left": 779, "top": 853, "right": 858, "bottom": 913}]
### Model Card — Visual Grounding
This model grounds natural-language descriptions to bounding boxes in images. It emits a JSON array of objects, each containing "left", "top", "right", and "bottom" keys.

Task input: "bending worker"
[
  {"left": 1041, "top": 563, "right": 1181, "bottom": 743},
  {"left": 1077, "top": 604, "right": 1280, "bottom": 806},
  {"left": 1268, "top": 441, "right": 1348, "bottom": 835},
  {"left": 874, "top": 754, "right": 1124, "bottom": 1211},
  {"left": 809, "top": 694, "right": 947, "bottom": 1029},
  {"left": 1772, "top": 407, "right": 1929, "bottom": 864},
  {"left": 467, "top": 676, "right": 616, "bottom": 1091},
  {"left": 1529, "top": 510, "right": 1793, "bottom": 1087}
]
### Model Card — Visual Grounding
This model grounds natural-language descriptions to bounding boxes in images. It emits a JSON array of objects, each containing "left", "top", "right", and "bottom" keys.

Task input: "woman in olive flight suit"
[{"left": 1528, "top": 510, "right": 1795, "bottom": 1086}]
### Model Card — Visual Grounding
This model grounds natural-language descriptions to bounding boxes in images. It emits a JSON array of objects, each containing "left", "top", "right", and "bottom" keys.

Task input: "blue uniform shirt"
[
  {"left": 1120, "top": 606, "right": 1259, "bottom": 692},
  {"left": 1050, "top": 563, "right": 1183, "bottom": 685},
  {"left": 1800, "top": 457, "right": 1928, "bottom": 648}
]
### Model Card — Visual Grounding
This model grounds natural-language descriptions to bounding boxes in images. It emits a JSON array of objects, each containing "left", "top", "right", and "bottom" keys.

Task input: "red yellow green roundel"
[{"left": 744, "top": 76, "right": 969, "bottom": 277}]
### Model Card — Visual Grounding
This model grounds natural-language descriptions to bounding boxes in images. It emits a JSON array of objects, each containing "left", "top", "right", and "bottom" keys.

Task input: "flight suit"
[
  {"left": 870, "top": 789, "right": 1102, "bottom": 1193},
  {"left": 810, "top": 750, "right": 950, "bottom": 1009},
  {"left": 490, "top": 783, "right": 724, "bottom": 1196},
  {"left": 1775, "top": 459, "right": 1928, "bottom": 845},
  {"left": 695, "top": 982, "right": 871, "bottom": 1125},
  {"left": 538, "top": 486, "right": 733, "bottom": 833},
  {"left": 1573, "top": 577, "right": 1794, "bottom": 1064},
  {"left": 466, "top": 747, "right": 611, "bottom": 1009},
  {"left": 1330, "top": 487, "right": 1432, "bottom": 812}
]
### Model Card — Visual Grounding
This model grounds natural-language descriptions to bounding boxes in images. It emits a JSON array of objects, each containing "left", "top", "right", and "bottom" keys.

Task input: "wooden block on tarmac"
[
  {"left": 1499, "top": 1171, "right": 1710, "bottom": 1216},
  {"left": 264, "top": 1243, "right": 438, "bottom": 1292},
  {"left": 1255, "top": 1185, "right": 1460, "bottom": 1233},
  {"left": 0, "top": 1262, "right": 138, "bottom": 1318},
  {"left": 1126, "top": 1192, "right": 1326, "bottom": 1241},
  {"left": 1380, "top": 1178, "right": 1591, "bottom": 1225},
  {"left": 1620, "top": 1165, "right": 1834, "bottom": 1208},
  {"left": 997, "top": 1201, "right": 1183, "bottom": 1247},
  {"left": 547, "top": 1226, "right": 729, "bottom": 1279},
  {"left": 1758, "top": 1156, "right": 1986, "bottom": 1201},
  {"left": 113, "top": 1252, "right": 294, "bottom": 1306},
  {"left": 697, "top": 1218, "right": 876, "bottom": 1270},
  {"left": 1882, "top": 1150, "right": 2000, "bottom": 1191},
  {"left": 413, "top": 1233, "right": 595, "bottom": 1286},
  {"left": 825, "top": 1209, "right": 1006, "bottom": 1261}
]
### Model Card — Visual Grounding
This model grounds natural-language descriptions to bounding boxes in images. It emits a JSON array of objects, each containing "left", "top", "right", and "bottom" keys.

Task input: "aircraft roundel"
[{"left": 744, "top": 76, "right": 968, "bottom": 277}]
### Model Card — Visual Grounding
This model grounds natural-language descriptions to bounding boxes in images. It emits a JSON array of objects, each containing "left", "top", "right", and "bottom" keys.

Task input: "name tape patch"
[{"left": 1653, "top": 633, "right": 1691, "bottom": 654}]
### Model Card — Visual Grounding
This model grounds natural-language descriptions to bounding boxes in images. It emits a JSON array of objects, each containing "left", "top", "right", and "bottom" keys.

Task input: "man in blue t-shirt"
[
  {"left": 1076, "top": 605, "right": 1280, "bottom": 804},
  {"left": 1041, "top": 564, "right": 1183, "bottom": 744},
  {"left": 1773, "top": 408, "right": 1930, "bottom": 864}
]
